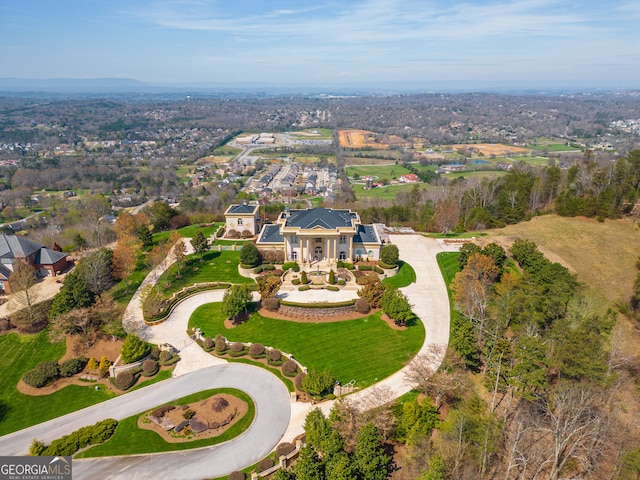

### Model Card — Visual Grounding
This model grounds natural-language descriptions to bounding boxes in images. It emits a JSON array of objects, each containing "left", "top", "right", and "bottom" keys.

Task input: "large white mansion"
[{"left": 224, "top": 203, "right": 383, "bottom": 263}]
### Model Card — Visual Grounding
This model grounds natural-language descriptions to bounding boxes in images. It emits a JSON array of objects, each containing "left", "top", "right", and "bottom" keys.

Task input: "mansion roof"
[
  {"left": 282, "top": 208, "right": 356, "bottom": 230},
  {"left": 226, "top": 203, "right": 259, "bottom": 215}
]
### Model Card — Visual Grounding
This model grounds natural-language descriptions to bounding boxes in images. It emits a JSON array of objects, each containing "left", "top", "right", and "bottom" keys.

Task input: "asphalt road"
[{"left": 0, "top": 363, "right": 291, "bottom": 480}]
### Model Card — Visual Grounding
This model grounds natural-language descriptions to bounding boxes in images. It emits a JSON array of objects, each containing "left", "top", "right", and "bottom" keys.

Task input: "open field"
[
  {"left": 338, "top": 129, "right": 388, "bottom": 149},
  {"left": 452, "top": 144, "right": 531, "bottom": 156},
  {"left": 189, "top": 305, "right": 424, "bottom": 387},
  {"left": 483, "top": 215, "right": 640, "bottom": 311},
  {"left": 444, "top": 170, "right": 508, "bottom": 180},
  {"left": 288, "top": 128, "right": 333, "bottom": 139},
  {"left": 346, "top": 164, "right": 411, "bottom": 180},
  {"left": 353, "top": 183, "right": 423, "bottom": 201},
  {"left": 529, "top": 137, "right": 582, "bottom": 152},
  {"left": 344, "top": 156, "right": 399, "bottom": 165},
  {"left": 197, "top": 154, "right": 235, "bottom": 164}
]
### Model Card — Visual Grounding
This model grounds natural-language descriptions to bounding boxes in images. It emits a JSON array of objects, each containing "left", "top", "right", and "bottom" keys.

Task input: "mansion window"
[
  {"left": 315, "top": 237, "right": 322, "bottom": 243},
  {"left": 291, "top": 236, "right": 298, "bottom": 244},
  {"left": 291, "top": 251, "right": 298, "bottom": 260},
  {"left": 237, "top": 218, "right": 243, "bottom": 225},
  {"left": 339, "top": 251, "right": 347, "bottom": 261},
  {"left": 339, "top": 235, "right": 346, "bottom": 244}
]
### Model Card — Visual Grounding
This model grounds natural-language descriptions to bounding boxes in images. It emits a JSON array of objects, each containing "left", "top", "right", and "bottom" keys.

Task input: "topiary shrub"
[
  {"left": 262, "top": 297, "right": 280, "bottom": 312},
  {"left": 150, "top": 346, "right": 160, "bottom": 360},
  {"left": 326, "top": 285, "right": 339, "bottom": 291},
  {"left": 159, "top": 350, "right": 172, "bottom": 362},
  {"left": 294, "top": 371, "right": 306, "bottom": 391},
  {"left": 203, "top": 337, "right": 214, "bottom": 351},
  {"left": 300, "top": 271, "right": 308, "bottom": 284},
  {"left": 380, "top": 244, "right": 399, "bottom": 266},
  {"left": 59, "top": 356, "right": 87, "bottom": 377},
  {"left": 228, "top": 471, "right": 245, "bottom": 480},
  {"left": 292, "top": 278, "right": 300, "bottom": 285},
  {"left": 212, "top": 396, "right": 229, "bottom": 412},
  {"left": 263, "top": 264, "right": 276, "bottom": 271},
  {"left": 282, "top": 359, "right": 298, "bottom": 376},
  {"left": 275, "top": 442, "right": 295, "bottom": 457},
  {"left": 269, "top": 349, "right": 282, "bottom": 363},
  {"left": 258, "top": 458, "right": 275, "bottom": 472},
  {"left": 115, "top": 370, "right": 135, "bottom": 390},
  {"left": 86, "top": 357, "right": 99, "bottom": 371},
  {"left": 230, "top": 342, "right": 244, "bottom": 353},
  {"left": 215, "top": 338, "right": 228, "bottom": 353},
  {"left": 358, "top": 264, "right": 373, "bottom": 271},
  {"left": 337, "top": 279, "right": 346, "bottom": 286},
  {"left": 282, "top": 261, "right": 300, "bottom": 272},
  {"left": 355, "top": 298, "right": 371, "bottom": 314},
  {"left": 22, "top": 362, "right": 60, "bottom": 388},
  {"left": 142, "top": 359, "right": 158, "bottom": 376},
  {"left": 328, "top": 269, "right": 336, "bottom": 284},
  {"left": 298, "top": 285, "right": 311, "bottom": 291},
  {"left": 240, "top": 243, "right": 261, "bottom": 268},
  {"left": 249, "top": 343, "right": 265, "bottom": 358}
]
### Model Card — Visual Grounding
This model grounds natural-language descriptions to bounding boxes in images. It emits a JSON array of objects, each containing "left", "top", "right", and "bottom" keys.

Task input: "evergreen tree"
[
  {"left": 135, "top": 224, "right": 153, "bottom": 248},
  {"left": 354, "top": 423, "right": 390, "bottom": 480},
  {"left": 222, "top": 284, "right": 252, "bottom": 321},
  {"left": 49, "top": 270, "right": 95, "bottom": 318},
  {"left": 294, "top": 446, "right": 324, "bottom": 480},
  {"left": 190, "top": 231, "right": 209, "bottom": 255}
]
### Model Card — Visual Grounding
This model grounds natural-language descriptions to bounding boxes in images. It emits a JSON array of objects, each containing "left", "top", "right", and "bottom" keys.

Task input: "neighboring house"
[
  {"left": 224, "top": 202, "right": 260, "bottom": 236},
  {"left": 399, "top": 173, "right": 420, "bottom": 183},
  {"left": 256, "top": 207, "right": 382, "bottom": 263},
  {"left": 0, "top": 235, "right": 68, "bottom": 293}
]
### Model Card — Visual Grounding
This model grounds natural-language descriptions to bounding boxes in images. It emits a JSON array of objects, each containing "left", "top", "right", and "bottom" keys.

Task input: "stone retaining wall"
[{"left": 279, "top": 304, "right": 355, "bottom": 318}]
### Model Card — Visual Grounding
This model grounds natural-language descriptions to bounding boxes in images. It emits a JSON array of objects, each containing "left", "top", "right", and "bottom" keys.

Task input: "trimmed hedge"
[
  {"left": 262, "top": 264, "right": 276, "bottom": 271},
  {"left": 355, "top": 298, "right": 371, "bottom": 314},
  {"left": 357, "top": 265, "right": 373, "bottom": 271},
  {"left": 326, "top": 285, "right": 340, "bottom": 291},
  {"left": 262, "top": 297, "right": 280, "bottom": 311},
  {"left": 115, "top": 370, "right": 135, "bottom": 389},
  {"left": 215, "top": 338, "right": 228, "bottom": 353},
  {"left": 142, "top": 359, "right": 159, "bottom": 376},
  {"left": 159, "top": 350, "right": 172, "bottom": 362},
  {"left": 258, "top": 458, "right": 275, "bottom": 472},
  {"left": 337, "top": 261, "right": 355, "bottom": 270},
  {"left": 282, "top": 359, "right": 298, "bottom": 376},
  {"left": 282, "top": 261, "right": 300, "bottom": 272},
  {"left": 36, "top": 419, "right": 118, "bottom": 457},
  {"left": 145, "top": 282, "right": 232, "bottom": 323},
  {"left": 374, "top": 266, "right": 384, "bottom": 274},
  {"left": 249, "top": 343, "right": 265, "bottom": 358},
  {"left": 279, "top": 299, "right": 356, "bottom": 308},
  {"left": 378, "top": 260, "right": 397, "bottom": 269},
  {"left": 269, "top": 349, "right": 282, "bottom": 363},
  {"left": 59, "top": 356, "right": 88, "bottom": 377},
  {"left": 298, "top": 285, "right": 311, "bottom": 291},
  {"left": 159, "top": 354, "right": 180, "bottom": 366},
  {"left": 203, "top": 337, "right": 215, "bottom": 351},
  {"left": 22, "top": 362, "right": 60, "bottom": 388},
  {"left": 292, "top": 278, "right": 301, "bottom": 285}
]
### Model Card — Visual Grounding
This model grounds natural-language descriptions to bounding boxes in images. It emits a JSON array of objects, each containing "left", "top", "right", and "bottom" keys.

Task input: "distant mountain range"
[{"left": 0, "top": 77, "right": 636, "bottom": 98}]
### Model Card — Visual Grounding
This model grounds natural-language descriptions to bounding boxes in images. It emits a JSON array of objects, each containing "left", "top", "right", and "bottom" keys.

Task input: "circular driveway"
[{"left": 0, "top": 363, "right": 291, "bottom": 480}]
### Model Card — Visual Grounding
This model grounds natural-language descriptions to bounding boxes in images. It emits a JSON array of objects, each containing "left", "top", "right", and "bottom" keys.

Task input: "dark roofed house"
[
  {"left": 0, "top": 234, "right": 68, "bottom": 293},
  {"left": 256, "top": 207, "right": 381, "bottom": 264},
  {"left": 224, "top": 202, "right": 260, "bottom": 236}
]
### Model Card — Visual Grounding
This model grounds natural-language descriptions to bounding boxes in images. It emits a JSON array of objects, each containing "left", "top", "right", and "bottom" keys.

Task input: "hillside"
[{"left": 483, "top": 215, "right": 640, "bottom": 311}]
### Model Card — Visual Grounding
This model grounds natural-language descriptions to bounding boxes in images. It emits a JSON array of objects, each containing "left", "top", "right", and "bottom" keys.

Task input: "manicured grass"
[
  {"left": 422, "top": 232, "right": 488, "bottom": 239},
  {"left": 289, "top": 128, "right": 333, "bottom": 139},
  {"left": 159, "top": 249, "right": 255, "bottom": 297},
  {"left": 189, "top": 304, "right": 424, "bottom": 387},
  {"left": 129, "top": 368, "right": 173, "bottom": 392},
  {"left": 530, "top": 143, "right": 581, "bottom": 152},
  {"left": 152, "top": 223, "right": 221, "bottom": 245},
  {"left": 0, "top": 332, "right": 115, "bottom": 435},
  {"left": 77, "top": 388, "right": 255, "bottom": 458},
  {"left": 436, "top": 252, "right": 461, "bottom": 287},
  {"left": 383, "top": 261, "right": 416, "bottom": 288}
]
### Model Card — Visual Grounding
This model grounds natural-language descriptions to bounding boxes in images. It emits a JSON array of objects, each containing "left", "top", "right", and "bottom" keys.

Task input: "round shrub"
[
  {"left": 294, "top": 371, "right": 306, "bottom": 391},
  {"left": 23, "top": 362, "right": 60, "bottom": 388},
  {"left": 240, "top": 243, "right": 261, "bottom": 268},
  {"left": 215, "top": 338, "right": 228, "bottom": 353},
  {"left": 269, "top": 349, "right": 282, "bottom": 362},
  {"left": 159, "top": 350, "right": 172, "bottom": 362},
  {"left": 203, "top": 337, "right": 214, "bottom": 350},
  {"left": 292, "top": 278, "right": 300, "bottom": 286},
  {"left": 212, "top": 396, "right": 229, "bottom": 412},
  {"left": 282, "top": 262, "right": 300, "bottom": 272},
  {"left": 116, "top": 370, "right": 135, "bottom": 389},
  {"left": 150, "top": 346, "right": 160, "bottom": 360},
  {"left": 230, "top": 342, "right": 244, "bottom": 353},
  {"left": 380, "top": 244, "right": 399, "bottom": 266},
  {"left": 228, "top": 471, "right": 245, "bottom": 480},
  {"left": 249, "top": 343, "right": 265, "bottom": 357},
  {"left": 328, "top": 269, "right": 336, "bottom": 284},
  {"left": 263, "top": 297, "right": 280, "bottom": 312},
  {"left": 258, "top": 458, "right": 275, "bottom": 472},
  {"left": 275, "top": 442, "right": 295, "bottom": 457},
  {"left": 142, "top": 359, "right": 158, "bottom": 375},
  {"left": 282, "top": 359, "right": 298, "bottom": 376},
  {"left": 355, "top": 298, "right": 371, "bottom": 314},
  {"left": 59, "top": 356, "right": 88, "bottom": 377}
]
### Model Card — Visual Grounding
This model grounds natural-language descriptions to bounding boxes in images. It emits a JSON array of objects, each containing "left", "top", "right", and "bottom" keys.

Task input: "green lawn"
[
  {"left": 152, "top": 223, "right": 221, "bottom": 245},
  {"left": 129, "top": 369, "right": 173, "bottom": 392},
  {"left": 383, "top": 261, "right": 416, "bottom": 288},
  {"left": 159, "top": 250, "right": 255, "bottom": 297},
  {"left": 77, "top": 388, "right": 255, "bottom": 458},
  {"left": 436, "top": 252, "right": 461, "bottom": 286},
  {"left": 0, "top": 332, "right": 115, "bottom": 435},
  {"left": 353, "top": 183, "right": 423, "bottom": 201},
  {"left": 289, "top": 128, "right": 334, "bottom": 139},
  {"left": 189, "top": 305, "right": 424, "bottom": 387},
  {"left": 346, "top": 164, "right": 411, "bottom": 180}
]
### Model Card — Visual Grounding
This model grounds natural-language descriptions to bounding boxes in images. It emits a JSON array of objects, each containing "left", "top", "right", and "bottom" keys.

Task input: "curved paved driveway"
[{"left": 0, "top": 363, "right": 291, "bottom": 480}]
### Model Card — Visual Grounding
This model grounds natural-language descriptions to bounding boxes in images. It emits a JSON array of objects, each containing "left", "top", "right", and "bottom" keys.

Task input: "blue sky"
[{"left": 1, "top": 0, "right": 639, "bottom": 89}]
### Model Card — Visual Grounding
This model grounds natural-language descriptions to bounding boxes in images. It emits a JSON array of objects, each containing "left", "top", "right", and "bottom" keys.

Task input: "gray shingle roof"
[
  {"left": 353, "top": 225, "right": 380, "bottom": 244},
  {"left": 258, "top": 225, "right": 284, "bottom": 244},
  {"left": 0, "top": 234, "right": 43, "bottom": 259},
  {"left": 228, "top": 204, "right": 257, "bottom": 214},
  {"left": 36, "top": 248, "right": 67, "bottom": 265},
  {"left": 285, "top": 208, "right": 354, "bottom": 229}
]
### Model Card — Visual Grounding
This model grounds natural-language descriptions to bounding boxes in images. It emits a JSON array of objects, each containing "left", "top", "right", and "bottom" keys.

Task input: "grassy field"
[
  {"left": 0, "top": 332, "right": 115, "bottom": 435},
  {"left": 484, "top": 215, "right": 640, "bottom": 312},
  {"left": 152, "top": 223, "right": 221, "bottom": 245},
  {"left": 188, "top": 305, "right": 424, "bottom": 387},
  {"left": 77, "top": 388, "right": 255, "bottom": 458},
  {"left": 444, "top": 170, "right": 508, "bottom": 180},
  {"left": 383, "top": 261, "right": 416, "bottom": 288},
  {"left": 353, "top": 183, "right": 423, "bottom": 201},
  {"left": 346, "top": 164, "right": 411, "bottom": 180},
  {"left": 289, "top": 128, "right": 333, "bottom": 139}
]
